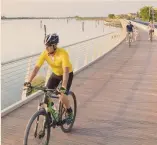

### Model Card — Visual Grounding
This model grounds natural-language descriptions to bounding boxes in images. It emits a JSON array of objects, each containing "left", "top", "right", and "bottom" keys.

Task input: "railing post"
[
  {"left": 84, "top": 48, "right": 88, "bottom": 66},
  {"left": 92, "top": 48, "right": 96, "bottom": 61}
]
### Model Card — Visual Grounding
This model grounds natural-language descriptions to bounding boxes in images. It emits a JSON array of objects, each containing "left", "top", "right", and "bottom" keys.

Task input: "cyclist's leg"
[
  {"left": 46, "top": 73, "right": 62, "bottom": 123},
  {"left": 152, "top": 30, "right": 154, "bottom": 37},
  {"left": 128, "top": 31, "right": 132, "bottom": 41},
  {"left": 148, "top": 30, "right": 151, "bottom": 40},
  {"left": 150, "top": 30, "right": 153, "bottom": 40},
  {"left": 126, "top": 32, "right": 129, "bottom": 42},
  {"left": 46, "top": 72, "right": 73, "bottom": 110},
  {"left": 46, "top": 73, "right": 61, "bottom": 90},
  {"left": 60, "top": 72, "right": 74, "bottom": 118},
  {"left": 65, "top": 72, "right": 73, "bottom": 95},
  {"left": 131, "top": 32, "right": 134, "bottom": 41},
  {"left": 40, "top": 73, "right": 61, "bottom": 128},
  {"left": 59, "top": 72, "right": 73, "bottom": 108}
]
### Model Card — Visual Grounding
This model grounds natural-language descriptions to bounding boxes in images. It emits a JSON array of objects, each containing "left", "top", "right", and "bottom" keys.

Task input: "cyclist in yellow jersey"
[{"left": 25, "top": 33, "right": 73, "bottom": 121}]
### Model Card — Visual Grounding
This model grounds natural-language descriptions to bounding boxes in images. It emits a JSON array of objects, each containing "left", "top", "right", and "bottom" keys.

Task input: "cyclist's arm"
[
  {"left": 132, "top": 25, "right": 134, "bottom": 32},
  {"left": 152, "top": 24, "right": 155, "bottom": 30},
  {"left": 61, "top": 51, "right": 71, "bottom": 89},
  {"left": 62, "top": 67, "right": 69, "bottom": 89},
  {"left": 28, "top": 66, "right": 40, "bottom": 83},
  {"left": 28, "top": 51, "right": 45, "bottom": 83}
]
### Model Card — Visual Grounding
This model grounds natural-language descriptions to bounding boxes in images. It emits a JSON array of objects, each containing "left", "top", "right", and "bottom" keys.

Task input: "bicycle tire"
[
  {"left": 23, "top": 109, "right": 51, "bottom": 145},
  {"left": 60, "top": 91, "right": 77, "bottom": 133},
  {"left": 129, "top": 35, "right": 131, "bottom": 47}
]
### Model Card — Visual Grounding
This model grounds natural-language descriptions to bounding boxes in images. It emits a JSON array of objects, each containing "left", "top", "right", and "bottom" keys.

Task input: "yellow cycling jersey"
[{"left": 36, "top": 48, "right": 73, "bottom": 76}]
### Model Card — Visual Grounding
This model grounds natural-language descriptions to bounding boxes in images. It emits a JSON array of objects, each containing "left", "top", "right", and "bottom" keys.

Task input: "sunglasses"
[
  {"left": 46, "top": 44, "right": 57, "bottom": 47},
  {"left": 46, "top": 44, "right": 57, "bottom": 55}
]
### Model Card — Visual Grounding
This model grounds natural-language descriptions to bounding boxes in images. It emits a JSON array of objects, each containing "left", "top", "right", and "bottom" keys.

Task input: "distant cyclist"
[
  {"left": 148, "top": 20, "right": 155, "bottom": 40},
  {"left": 126, "top": 21, "right": 134, "bottom": 42},
  {"left": 25, "top": 33, "right": 74, "bottom": 122}
]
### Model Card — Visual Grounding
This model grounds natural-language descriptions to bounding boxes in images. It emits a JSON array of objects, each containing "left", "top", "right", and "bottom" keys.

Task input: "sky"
[{"left": 1, "top": 0, "right": 157, "bottom": 17}]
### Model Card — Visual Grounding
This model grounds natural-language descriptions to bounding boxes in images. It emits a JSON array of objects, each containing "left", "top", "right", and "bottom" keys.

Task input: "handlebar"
[{"left": 24, "top": 83, "right": 60, "bottom": 95}]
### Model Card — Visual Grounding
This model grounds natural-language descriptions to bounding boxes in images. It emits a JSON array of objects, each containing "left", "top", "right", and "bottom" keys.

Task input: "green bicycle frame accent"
[{"left": 47, "top": 102, "right": 58, "bottom": 121}]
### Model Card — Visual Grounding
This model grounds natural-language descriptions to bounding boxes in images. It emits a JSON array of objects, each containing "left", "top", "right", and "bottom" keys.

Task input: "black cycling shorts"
[{"left": 46, "top": 72, "right": 73, "bottom": 95}]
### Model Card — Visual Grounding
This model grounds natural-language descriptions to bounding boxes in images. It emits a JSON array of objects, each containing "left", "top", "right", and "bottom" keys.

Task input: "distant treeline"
[{"left": 75, "top": 16, "right": 107, "bottom": 20}]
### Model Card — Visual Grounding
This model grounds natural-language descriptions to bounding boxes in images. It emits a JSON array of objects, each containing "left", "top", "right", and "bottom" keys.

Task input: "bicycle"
[
  {"left": 23, "top": 82, "right": 77, "bottom": 145},
  {"left": 128, "top": 32, "right": 132, "bottom": 47}
]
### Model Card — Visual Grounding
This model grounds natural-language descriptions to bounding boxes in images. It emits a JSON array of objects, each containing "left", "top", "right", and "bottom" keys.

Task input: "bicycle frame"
[
  {"left": 38, "top": 89, "right": 68, "bottom": 127},
  {"left": 38, "top": 91, "right": 61, "bottom": 123}
]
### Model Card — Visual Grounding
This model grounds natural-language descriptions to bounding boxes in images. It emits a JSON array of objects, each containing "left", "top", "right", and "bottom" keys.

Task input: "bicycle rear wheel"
[
  {"left": 23, "top": 109, "right": 51, "bottom": 145},
  {"left": 59, "top": 91, "right": 77, "bottom": 133}
]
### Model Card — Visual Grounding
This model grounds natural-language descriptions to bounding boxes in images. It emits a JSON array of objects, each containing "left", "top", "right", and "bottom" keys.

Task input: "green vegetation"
[
  {"left": 107, "top": 13, "right": 136, "bottom": 20},
  {"left": 75, "top": 16, "right": 107, "bottom": 21},
  {"left": 108, "top": 14, "right": 115, "bottom": 19},
  {"left": 139, "top": 6, "right": 157, "bottom": 21},
  {"left": 106, "top": 6, "right": 157, "bottom": 22},
  {"left": 26, "top": 75, "right": 45, "bottom": 96},
  {"left": 104, "top": 18, "right": 122, "bottom": 28},
  {"left": 139, "top": 6, "right": 151, "bottom": 21}
]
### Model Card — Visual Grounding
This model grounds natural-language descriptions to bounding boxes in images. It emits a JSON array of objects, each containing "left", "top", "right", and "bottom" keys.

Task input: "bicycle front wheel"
[{"left": 23, "top": 109, "right": 51, "bottom": 145}]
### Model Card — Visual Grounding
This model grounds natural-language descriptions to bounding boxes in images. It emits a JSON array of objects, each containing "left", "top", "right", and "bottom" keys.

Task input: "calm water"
[
  {"left": 1, "top": 19, "right": 121, "bottom": 110},
  {"left": 1, "top": 19, "right": 121, "bottom": 62}
]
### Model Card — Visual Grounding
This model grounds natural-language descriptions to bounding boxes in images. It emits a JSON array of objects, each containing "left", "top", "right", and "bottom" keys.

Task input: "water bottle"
[{"left": 51, "top": 102, "right": 59, "bottom": 120}]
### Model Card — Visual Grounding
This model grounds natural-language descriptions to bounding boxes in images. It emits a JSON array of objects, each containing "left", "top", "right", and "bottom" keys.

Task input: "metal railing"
[{"left": 1, "top": 20, "right": 127, "bottom": 116}]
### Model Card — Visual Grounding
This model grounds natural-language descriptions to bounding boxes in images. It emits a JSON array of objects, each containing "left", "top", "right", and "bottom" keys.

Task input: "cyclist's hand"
[
  {"left": 24, "top": 82, "right": 31, "bottom": 87},
  {"left": 59, "top": 86, "right": 67, "bottom": 94},
  {"left": 23, "top": 82, "right": 33, "bottom": 94}
]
